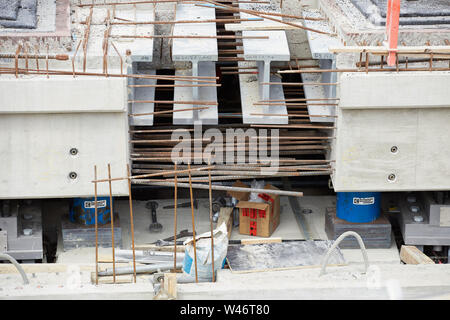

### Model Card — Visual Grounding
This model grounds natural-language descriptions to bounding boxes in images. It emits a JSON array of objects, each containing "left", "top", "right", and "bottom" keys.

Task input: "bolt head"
[
  {"left": 410, "top": 205, "right": 420, "bottom": 213},
  {"left": 69, "top": 148, "right": 78, "bottom": 156},
  {"left": 69, "top": 172, "right": 78, "bottom": 180},
  {"left": 407, "top": 195, "right": 417, "bottom": 203},
  {"left": 23, "top": 228, "right": 33, "bottom": 236},
  {"left": 413, "top": 215, "right": 424, "bottom": 223}
]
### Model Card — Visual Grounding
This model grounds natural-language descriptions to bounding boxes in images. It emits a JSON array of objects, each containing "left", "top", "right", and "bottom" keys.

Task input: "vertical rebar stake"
[
  {"left": 14, "top": 44, "right": 21, "bottom": 78},
  {"left": 208, "top": 159, "right": 215, "bottom": 282},
  {"left": 127, "top": 164, "right": 137, "bottom": 283},
  {"left": 46, "top": 44, "right": 49, "bottom": 78},
  {"left": 173, "top": 162, "right": 178, "bottom": 272},
  {"left": 94, "top": 165, "right": 99, "bottom": 285},
  {"left": 34, "top": 45, "right": 40, "bottom": 71},
  {"left": 188, "top": 163, "right": 198, "bottom": 283},
  {"left": 107, "top": 163, "right": 116, "bottom": 283}
]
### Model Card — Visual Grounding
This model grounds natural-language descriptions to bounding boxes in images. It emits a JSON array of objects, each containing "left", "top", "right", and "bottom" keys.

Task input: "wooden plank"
[
  {"left": 240, "top": 237, "right": 282, "bottom": 245},
  {"left": 217, "top": 207, "right": 233, "bottom": 239},
  {"left": 98, "top": 256, "right": 146, "bottom": 265},
  {"left": 400, "top": 245, "right": 435, "bottom": 265},
  {"left": 164, "top": 273, "right": 177, "bottom": 299}
]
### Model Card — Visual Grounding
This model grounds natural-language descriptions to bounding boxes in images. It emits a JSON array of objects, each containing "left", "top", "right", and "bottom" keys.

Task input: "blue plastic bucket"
[{"left": 337, "top": 192, "right": 381, "bottom": 223}]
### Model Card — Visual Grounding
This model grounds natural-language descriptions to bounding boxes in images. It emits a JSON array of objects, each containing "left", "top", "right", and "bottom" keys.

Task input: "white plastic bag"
[
  {"left": 182, "top": 222, "right": 229, "bottom": 281},
  {"left": 248, "top": 179, "right": 265, "bottom": 202}
]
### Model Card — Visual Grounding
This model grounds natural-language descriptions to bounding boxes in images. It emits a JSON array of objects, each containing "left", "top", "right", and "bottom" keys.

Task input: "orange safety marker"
[{"left": 385, "top": 0, "right": 401, "bottom": 66}]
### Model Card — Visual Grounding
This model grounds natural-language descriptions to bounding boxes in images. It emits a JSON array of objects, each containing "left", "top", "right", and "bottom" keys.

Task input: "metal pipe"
[{"left": 98, "top": 262, "right": 183, "bottom": 276}]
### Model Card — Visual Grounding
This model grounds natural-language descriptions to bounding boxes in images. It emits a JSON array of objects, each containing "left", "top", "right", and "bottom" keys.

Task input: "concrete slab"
[
  {"left": 242, "top": 30, "right": 290, "bottom": 62},
  {"left": 21, "top": 0, "right": 37, "bottom": 10},
  {"left": 239, "top": 63, "right": 288, "bottom": 125},
  {"left": 0, "top": 7, "right": 36, "bottom": 29},
  {"left": 178, "top": 264, "right": 450, "bottom": 299},
  {"left": 0, "top": 0, "right": 55, "bottom": 33},
  {"left": 237, "top": 3, "right": 290, "bottom": 122},
  {"left": 130, "top": 70, "right": 156, "bottom": 126},
  {"left": 352, "top": 0, "right": 450, "bottom": 26},
  {"left": 0, "top": 267, "right": 155, "bottom": 299},
  {"left": 302, "top": 72, "right": 336, "bottom": 123},
  {"left": 0, "top": 0, "right": 19, "bottom": 20},
  {"left": 70, "top": 5, "right": 154, "bottom": 71},
  {"left": 171, "top": 4, "right": 218, "bottom": 124},
  {"left": 0, "top": 112, "right": 130, "bottom": 199},
  {"left": 0, "top": 76, "right": 129, "bottom": 199},
  {"left": 173, "top": 64, "right": 218, "bottom": 125},
  {"left": 319, "top": 0, "right": 450, "bottom": 46},
  {"left": 239, "top": 3, "right": 290, "bottom": 61},
  {"left": 172, "top": 4, "right": 218, "bottom": 62},
  {"left": 333, "top": 72, "right": 450, "bottom": 192},
  {"left": 300, "top": 9, "right": 339, "bottom": 123},
  {"left": 339, "top": 72, "right": 450, "bottom": 109},
  {"left": 302, "top": 9, "right": 341, "bottom": 60},
  {"left": 0, "top": 75, "right": 127, "bottom": 113}
]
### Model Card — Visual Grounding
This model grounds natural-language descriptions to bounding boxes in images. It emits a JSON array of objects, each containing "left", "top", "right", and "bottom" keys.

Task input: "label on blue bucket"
[
  {"left": 353, "top": 197, "right": 375, "bottom": 205},
  {"left": 84, "top": 200, "right": 107, "bottom": 209}
]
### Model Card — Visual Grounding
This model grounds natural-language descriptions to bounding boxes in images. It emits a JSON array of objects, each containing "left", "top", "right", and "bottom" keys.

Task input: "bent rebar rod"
[
  {"left": 319, "top": 231, "right": 369, "bottom": 277},
  {"left": 0, "top": 253, "right": 30, "bottom": 284}
]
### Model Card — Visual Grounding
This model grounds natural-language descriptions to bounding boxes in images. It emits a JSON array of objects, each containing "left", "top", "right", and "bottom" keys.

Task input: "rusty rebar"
[
  {"left": 107, "top": 163, "right": 116, "bottom": 283},
  {"left": 127, "top": 164, "right": 137, "bottom": 283}
]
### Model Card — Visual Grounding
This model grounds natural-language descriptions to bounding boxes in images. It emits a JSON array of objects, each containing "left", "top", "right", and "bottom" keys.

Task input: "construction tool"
[
  {"left": 154, "top": 229, "right": 194, "bottom": 246},
  {"left": 163, "top": 200, "right": 198, "bottom": 210},
  {"left": 212, "top": 196, "right": 228, "bottom": 215},
  {"left": 146, "top": 201, "right": 163, "bottom": 233}
]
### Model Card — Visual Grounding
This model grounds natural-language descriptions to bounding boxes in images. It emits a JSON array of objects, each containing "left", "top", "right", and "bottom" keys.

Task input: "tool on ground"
[
  {"left": 212, "top": 196, "right": 227, "bottom": 215},
  {"left": 154, "top": 229, "right": 194, "bottom": 246},
  {"left": 211, "top": 196, "right": 231, "bottom": 222},
  {"left": 163, "top": 199, "right": 198, "bottom": 210},
  {"left": 146, "top": 201, "right": 163, "bottom": 233}
]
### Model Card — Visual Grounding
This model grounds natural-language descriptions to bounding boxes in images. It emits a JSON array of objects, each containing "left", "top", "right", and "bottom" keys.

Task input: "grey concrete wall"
[{"left": 331, "top": 71, "right": 450, "bottom": 192}]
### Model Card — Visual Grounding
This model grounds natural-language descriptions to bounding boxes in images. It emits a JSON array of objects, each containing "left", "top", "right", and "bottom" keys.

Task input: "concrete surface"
[
  {"left": 177, "top": 264, "right": 450, "bottom": 299},
  {"left": 332, "top": 72, "right": 450, "bottom": 192},
  {"left": 55, "top": 195, "right": 400, "bottom": 266},
  {"left": 171, "top": 4, "right": 218, "bottom": 62},
  {"left": 0, "top": 77, "right": 130, "bottom": 199},
  {"left": 173, "top": 64, "right": 219, "bottom": 125},
  {"left": 0, "top": 76, "right": 127, "bottom": 112},
  {"left": 0, "top": 0, "right": 20, "bottom": 21},
  {"left": 129, "top": 70, "right": 156, "bottom": 126},
  {"left": 318, "top": 0, "right": 450, "bottom": 46},
  {"left": 0, "top": 0, "right": 56, "bottom": 33}
]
